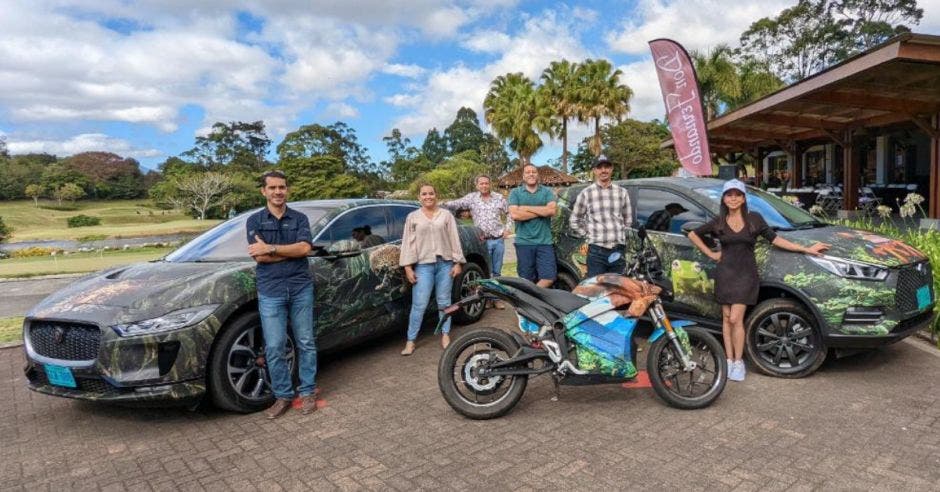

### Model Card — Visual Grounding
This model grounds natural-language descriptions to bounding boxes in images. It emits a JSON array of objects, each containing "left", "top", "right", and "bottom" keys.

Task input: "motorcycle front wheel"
[
  {"left": 647, "top": 327, "right": 726, "bottom": 409},
  {"left": 438, "top": 328, "right": 528, "bottom": 420}
]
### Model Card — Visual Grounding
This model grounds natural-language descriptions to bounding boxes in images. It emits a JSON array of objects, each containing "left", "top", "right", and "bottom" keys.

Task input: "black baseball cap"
[{"left": 593, "top": 155, "right": 613, "bottom": 168}]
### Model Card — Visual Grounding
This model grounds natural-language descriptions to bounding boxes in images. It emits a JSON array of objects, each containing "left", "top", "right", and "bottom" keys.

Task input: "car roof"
[
  {"left": 290, "top": 198, "right": 417, "bottom": 209},
  {"left": 616, "top": 177, "right": 727, "bottom": 190}
]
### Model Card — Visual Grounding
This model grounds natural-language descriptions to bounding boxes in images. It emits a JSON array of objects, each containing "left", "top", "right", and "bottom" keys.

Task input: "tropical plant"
[
  {"left": 483, "top": 73, "right": 555, "bottom": 167},
  {"left": 575, "top": 59, "right": 633, "bottom": 156},
  {"left": 540, "top": 60, "right": 581, "bottom": 173},
  {"left": 691, "top": 45, "right": 741, "bottom": 120}
]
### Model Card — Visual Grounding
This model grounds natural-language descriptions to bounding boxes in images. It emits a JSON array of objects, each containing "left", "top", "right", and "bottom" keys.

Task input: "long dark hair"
[{"left": 717, "top": 192, "right": 750, "bottom": 235}]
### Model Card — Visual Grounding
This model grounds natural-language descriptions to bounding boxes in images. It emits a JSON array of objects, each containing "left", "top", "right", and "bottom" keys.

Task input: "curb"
[
  {"left": 0, "top": 341, "right": 23, "bottom": 350},
  {"left": 0, "top": 273, "right": 87, "bottom": 282}
]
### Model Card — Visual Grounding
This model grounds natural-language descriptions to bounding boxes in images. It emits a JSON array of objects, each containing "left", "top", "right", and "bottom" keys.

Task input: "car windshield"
[
  {"left": 165, "top": 206, "right": 329, "bottom": 262},
  {"left": 692, "top": 185, "right": 826, "bottom": 231}
]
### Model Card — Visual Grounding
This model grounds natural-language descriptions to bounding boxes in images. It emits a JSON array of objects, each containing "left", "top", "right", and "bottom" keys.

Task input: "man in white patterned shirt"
[
  {"left": 569, "top": 155, "right": 633, "bottom": 277},
  {"left": 443, "top": 176, "right": 512, "bottom": 308}
]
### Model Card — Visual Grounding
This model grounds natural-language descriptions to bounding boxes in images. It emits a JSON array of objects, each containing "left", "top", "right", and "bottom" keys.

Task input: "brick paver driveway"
[{"left": 3, "top": 308, "right": 940, "bottom": 490}]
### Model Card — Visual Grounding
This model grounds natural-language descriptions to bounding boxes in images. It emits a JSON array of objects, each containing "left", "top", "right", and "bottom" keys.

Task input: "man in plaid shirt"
[{"left": 569, "top": 155, "right": 633, "bottom": 277}]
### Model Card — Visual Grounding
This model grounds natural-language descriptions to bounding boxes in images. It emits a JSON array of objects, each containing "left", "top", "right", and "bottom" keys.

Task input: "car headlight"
[
  {"left": 112, "top": 305, "right": 220, "bottom": 337},
  {"left": 808, "top": 255, "right": 888, "bottom": 281}
]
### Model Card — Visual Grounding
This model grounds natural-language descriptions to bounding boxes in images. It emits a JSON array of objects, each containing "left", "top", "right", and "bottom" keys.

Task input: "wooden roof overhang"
[{"left": 703, "top": 33, "right": 940, "bottom": 152}]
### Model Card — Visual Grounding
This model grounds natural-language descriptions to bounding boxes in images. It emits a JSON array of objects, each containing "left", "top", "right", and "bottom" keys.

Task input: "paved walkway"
[{"left": 4, "top": 308, "right": 940, "bottom": 490}]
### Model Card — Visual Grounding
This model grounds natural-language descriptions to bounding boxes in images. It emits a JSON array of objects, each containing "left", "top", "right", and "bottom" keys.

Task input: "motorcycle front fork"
[{"left": 649, "top": 301, "right": 696, "bottom": 371}]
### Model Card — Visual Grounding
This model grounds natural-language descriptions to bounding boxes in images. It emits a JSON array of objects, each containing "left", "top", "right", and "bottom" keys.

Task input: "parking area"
[{"left": 3, "top": 307, "right": 940, "bottom": 490}]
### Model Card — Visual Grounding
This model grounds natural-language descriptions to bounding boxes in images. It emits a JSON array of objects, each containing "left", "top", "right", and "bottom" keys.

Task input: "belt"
[{"left": 484, "top": 235, "right": 503, "bottom": 240}]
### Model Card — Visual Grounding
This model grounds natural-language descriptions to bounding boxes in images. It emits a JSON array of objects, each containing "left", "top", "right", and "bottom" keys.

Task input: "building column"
[
  {"left": 875, "top": 135, "right": 887, "bottom": 184},
  {"left": 930, "top": 113, "right": 939, "bottom": 219},
  {"left": 825, "top": 144, "right": 835, "bottom": 184},
  {"left": 843, "top": 130, "right": 859, "bottom": 211}
]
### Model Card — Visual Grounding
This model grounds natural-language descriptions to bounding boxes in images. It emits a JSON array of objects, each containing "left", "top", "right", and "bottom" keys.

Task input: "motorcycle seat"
[{"left": 495, "top": 277, "right": 590, "bottom": 314}]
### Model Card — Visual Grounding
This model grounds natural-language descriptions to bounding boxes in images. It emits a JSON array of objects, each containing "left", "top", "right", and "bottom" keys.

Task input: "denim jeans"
[
  {"left": 258, "top": 283, "right": 317, "bottom": 400},
  {"left": 407, "top": 257, "right": 454, "bottom": 341},
  {"left": 486, "top": 238, "right": 505, "bottom": 277},
  {"left": 586, "top": 244, "right": 626, "bottom": 278}
]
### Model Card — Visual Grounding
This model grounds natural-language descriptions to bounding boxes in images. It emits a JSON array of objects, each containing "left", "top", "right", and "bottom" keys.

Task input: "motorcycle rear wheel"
[
  {"left": 647, "top": 327, "right": 726, "bottom": 409},
  {"left": 438, "top": 328, "right": 528, "bottom": 420}
]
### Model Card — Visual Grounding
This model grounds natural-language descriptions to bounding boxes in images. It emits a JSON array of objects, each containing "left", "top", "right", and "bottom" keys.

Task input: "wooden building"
[{"left": 696, "top": 33, "right": 940, "bottom": 218}]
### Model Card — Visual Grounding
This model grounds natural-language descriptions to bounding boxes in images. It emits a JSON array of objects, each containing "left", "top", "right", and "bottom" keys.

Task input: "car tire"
[
  {"left": 745, "top": 299, "right": 827, "bottom": 378},
  {"left": 552, "top": 270, "right": 578, "bottom": 291},
  {"left": 208, "top": 312, "right": 296, "bottom": 413},
  {"left": 452, "top": 262, "right": 485, "bottom": 325}
]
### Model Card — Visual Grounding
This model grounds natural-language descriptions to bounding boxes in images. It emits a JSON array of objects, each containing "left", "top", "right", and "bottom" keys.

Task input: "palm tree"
[
  {"left": 691, "top": 44, "right": 741, "bottom": 120},
  {"left": 735, "top": 61, "right": 784, "bottom": 107},
  {"left": 576, "top": 59, "right": 633, "bottom": 157},
  {"left": 692, "top": 46, "right": 783, "bottom": 119},
  {"left": 483, "top": 73, "right": 555, "bottom": 168},
  {"left": 540, "top": 60, "right": 580, "bottom": 173}
]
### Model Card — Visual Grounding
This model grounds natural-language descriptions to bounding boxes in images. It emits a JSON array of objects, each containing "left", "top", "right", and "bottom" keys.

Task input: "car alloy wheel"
[{"left": 226, "top": 325, "right": 295, "bottom": 402}]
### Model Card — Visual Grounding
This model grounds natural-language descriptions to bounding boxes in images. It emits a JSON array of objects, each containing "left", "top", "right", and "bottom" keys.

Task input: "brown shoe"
[
  {"left": 300, "top": 392, "right": 318, "bottom": 415},
  {"left": 265, "top": 398, "right": 292, "bottom": 419},
  {"left": 401, "top": 341, "right": 415, "bottom": 356},
  {"left": 441, "top": 333, "right": 451, "bottom": 349},
  {"left": 493, "top": 300, "right": 506, "bottom": 310}
]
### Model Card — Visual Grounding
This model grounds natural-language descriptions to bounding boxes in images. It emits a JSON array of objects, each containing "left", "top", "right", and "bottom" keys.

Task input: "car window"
[
  {"left": 693, "top": 185, "right": 823, "bottom": 230},
  {"left": 635, "top": 188, "right": 709, "bottom": 234},
  {"left": 386, "top": 205, "right": 418, "bottom": 242},
  {"left": 166, "top": 206, "right": 328, "bottom": 262},
  {"left": 315, "top": 205, "right": 390, "bottom": 250}
]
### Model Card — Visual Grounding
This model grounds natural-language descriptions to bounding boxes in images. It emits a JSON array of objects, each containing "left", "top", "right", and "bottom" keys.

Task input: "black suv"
[
  {"left": 552, "top": 178, "right": 936, "bottom": 378},
  {"left": 24, "top": 200, "right": 490, "bottom": 412}
]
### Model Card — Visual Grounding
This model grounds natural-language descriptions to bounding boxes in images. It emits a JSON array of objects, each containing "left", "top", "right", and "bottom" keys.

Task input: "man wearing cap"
[
  {"left": 644, "top": 202, "right": 689, "bottom": 232},
  {"left": 569, "top": 155, "right": 633, "bottom": 277}
]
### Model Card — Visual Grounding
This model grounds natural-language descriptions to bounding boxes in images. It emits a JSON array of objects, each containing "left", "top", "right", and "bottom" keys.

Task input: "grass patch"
[
  {"left": 500, "top": 261, "right": 518, "bottom": 278},
  {"left": 0, "top": 199, "right": 220, "bottom": 242},
  {"left": 0, "top": 317, "right": 24, "bottom": 344},
  {"left": 0, "top": 246, "right": 173, "bottom": 278}
]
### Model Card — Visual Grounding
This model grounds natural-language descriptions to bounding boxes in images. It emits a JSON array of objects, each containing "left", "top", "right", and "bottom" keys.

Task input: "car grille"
[
  {"left": 27, "top": 370, "right": 120, "bottom": 395},
  {"left": 896, "top": 262, "right": 933, "bottom": 313},
  {"left": 28, "top": 321, "right": 100, "bottom": 361}
]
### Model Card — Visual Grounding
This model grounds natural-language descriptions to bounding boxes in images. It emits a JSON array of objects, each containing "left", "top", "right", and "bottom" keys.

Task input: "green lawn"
[
  {"left": 0, "top": 199, "right": 220, "bottom": 242},
  {"left": 0, "top": 246, "right": 173, "bottom": 278},
  {"left": 0, "top": 317, "right": 24, "bottom": 344}
]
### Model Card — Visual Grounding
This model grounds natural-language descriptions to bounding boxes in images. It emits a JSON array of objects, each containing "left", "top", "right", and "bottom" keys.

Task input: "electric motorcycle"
[{"left": 436, "top": 227, "right": 727, "bottom": 419}]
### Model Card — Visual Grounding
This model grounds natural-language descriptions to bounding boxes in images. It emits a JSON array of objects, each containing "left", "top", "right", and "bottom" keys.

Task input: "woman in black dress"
[{"left": 688, "top": 180, "right": 829, "bottom": 382}]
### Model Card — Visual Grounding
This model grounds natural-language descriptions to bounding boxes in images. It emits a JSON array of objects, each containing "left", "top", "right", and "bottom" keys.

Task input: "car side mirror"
[
  {"left": 681, "top": 222, "right": 704, "bottom": 235},
  {"left": 326, "top": 239, "right": 362, "bottom": 257}
]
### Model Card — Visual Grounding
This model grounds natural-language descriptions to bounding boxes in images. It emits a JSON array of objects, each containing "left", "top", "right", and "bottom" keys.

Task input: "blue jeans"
[
  {"left": 587, "top": 244, "right": 626, "bottom": 278},
  {"left": 258, "top": 283, "right": 317, "bottom": 400},
  {"left": 407, "top": 258, "right": 454, "bottom": 341},
  {"left": 486, "top": 238, "right": 505, "bottom": 277}
]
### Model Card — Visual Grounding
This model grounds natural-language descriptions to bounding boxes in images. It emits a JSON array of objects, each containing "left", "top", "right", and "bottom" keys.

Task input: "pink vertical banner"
[{"left": 649, "top": 38, "right": 713, "bottom": 176}]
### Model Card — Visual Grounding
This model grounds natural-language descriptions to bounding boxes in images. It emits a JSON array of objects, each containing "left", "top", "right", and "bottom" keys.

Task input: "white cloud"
[
  {"left": 324, "top": 102, "right": 360, "bottom": 119},
  {"left": 392, "top": 10, "right": 590, "bottom": 137},
  {"left": 920, "top": 0, "right": 940, "bottom": 32},
  {"left": 618, "top": 59, "right": 668, "bottom": 122},
  {"left": 606, "top": 0, "right": 793, "bottom": 55},
  {"left": 461, "top": 30, "right": 513, "bottom": 53},
  {"left": 382, "top": 63, "right": 427, "bottom": 78},
  {"left": 7, "top": 133, "right": 162, "bottom": 159}
]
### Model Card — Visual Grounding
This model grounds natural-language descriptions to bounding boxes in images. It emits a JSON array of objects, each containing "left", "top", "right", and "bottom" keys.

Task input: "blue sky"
[{"left": 2, "top": 0, "right": 938, "bottom": 171}]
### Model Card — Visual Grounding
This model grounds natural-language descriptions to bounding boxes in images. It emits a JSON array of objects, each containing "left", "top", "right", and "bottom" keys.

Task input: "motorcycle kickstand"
[{"left": 550, "top": 375, "right": 561, "bottom": 402}]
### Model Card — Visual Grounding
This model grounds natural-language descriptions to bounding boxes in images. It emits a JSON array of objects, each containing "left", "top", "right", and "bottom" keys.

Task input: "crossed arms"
[{"left": 509, "top": 202, "right": 556, "bottom": 221}]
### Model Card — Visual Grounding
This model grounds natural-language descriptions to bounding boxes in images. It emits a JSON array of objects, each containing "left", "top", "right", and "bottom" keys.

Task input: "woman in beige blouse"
[{"left": 399, "top": 184, "right": 466, "bottom": 355}]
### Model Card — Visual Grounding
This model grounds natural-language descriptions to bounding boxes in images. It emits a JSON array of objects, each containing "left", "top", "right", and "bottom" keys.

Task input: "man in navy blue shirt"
[{"left": 246, "top": 170, "right": 318, "bottom": 419}]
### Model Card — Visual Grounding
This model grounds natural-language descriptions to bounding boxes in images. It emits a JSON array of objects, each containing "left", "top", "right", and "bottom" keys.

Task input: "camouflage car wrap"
[
  {"left": 553, "top": 178, "right": 936, "bottom": 348},
  {"left": 24, "top": 199, "right": 490, "bottom": 405}
]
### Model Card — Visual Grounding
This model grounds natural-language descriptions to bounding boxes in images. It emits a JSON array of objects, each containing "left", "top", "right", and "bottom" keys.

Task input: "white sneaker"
[{"left": 728, "top": 360, "right": 746, "bottom": 382}]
